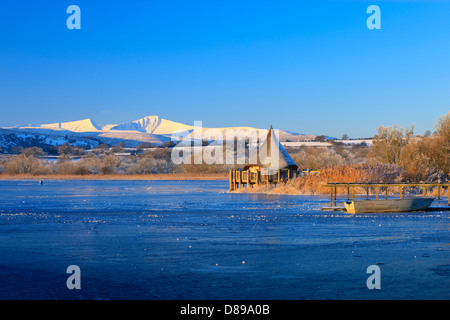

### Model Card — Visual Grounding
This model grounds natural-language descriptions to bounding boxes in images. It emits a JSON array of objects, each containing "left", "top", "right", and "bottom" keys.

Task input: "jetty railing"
[{"left": 322, "top": 182, "right": 450, "bottom": 207}]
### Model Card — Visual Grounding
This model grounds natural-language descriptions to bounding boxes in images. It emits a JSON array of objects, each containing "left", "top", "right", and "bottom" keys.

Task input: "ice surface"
[{"left": 0, "top": 180, "right": 448, "bottom": 299}]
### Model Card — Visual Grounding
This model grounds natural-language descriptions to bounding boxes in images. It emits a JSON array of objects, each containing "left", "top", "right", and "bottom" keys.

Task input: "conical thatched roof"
[{"left": 243, "top": 126, "right": 298, "bottom": 172}]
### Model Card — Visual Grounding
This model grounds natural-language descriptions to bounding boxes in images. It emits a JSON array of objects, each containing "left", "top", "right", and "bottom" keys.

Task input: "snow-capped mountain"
[
  {"left": 0, "top": 115, "right": 326, "bottom": 152},
  {"left": 109, "top": 116, "right": 194, "bottom": 135},
  {"left": 20, "top": 118, "right": 101, "bottom": 133}
]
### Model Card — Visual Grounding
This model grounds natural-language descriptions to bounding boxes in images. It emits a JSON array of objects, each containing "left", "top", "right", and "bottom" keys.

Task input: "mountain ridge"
[
  {"left": 18, "top": 118, "right": 101, "bottom": 133},
  {"left": 0, "top": 115, "right": 332, "bottom": 151}
]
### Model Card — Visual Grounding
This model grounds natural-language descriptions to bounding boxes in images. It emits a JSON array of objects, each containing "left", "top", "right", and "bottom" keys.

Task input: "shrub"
[
  {"left": 290, "top": 147, "right": 347, "bottom": 171},
  {"left": 3, "top": 155, "right": 49, "bottom": 175}
]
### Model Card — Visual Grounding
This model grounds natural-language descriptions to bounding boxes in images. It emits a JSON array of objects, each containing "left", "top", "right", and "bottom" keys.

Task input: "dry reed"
[{"left": 234, "top": 163, "right": 404, "bottom": 195}]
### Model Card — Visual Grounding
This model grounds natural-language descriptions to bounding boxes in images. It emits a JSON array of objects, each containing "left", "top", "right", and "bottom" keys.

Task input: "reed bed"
[{"left": 233, "top": 163, "right": 449, "bottom": 196}]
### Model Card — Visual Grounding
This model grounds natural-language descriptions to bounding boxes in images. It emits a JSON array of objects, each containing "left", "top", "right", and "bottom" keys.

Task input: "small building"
[{"left": 229, "top": 126, "right": 299, "bottom": 191}]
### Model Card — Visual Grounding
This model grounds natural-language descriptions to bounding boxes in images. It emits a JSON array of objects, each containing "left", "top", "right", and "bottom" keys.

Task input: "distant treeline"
[{"left": 1, "top": 112, "right": 449, "bottom": 184}]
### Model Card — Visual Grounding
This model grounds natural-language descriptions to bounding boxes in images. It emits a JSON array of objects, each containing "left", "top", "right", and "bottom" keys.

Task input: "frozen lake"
[{"left": 0, "top": 179, "right": 448, "bottom": 299}]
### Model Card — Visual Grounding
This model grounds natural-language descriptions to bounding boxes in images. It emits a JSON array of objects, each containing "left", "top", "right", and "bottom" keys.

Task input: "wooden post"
[
  {"left": 240, "top": 170, "right": 243, "bottom": 188},
  {"left": 244, "top": 170, "right": 247, "bottom": 188},
  {"left": 229, "top": 169, "right": 233, "bottom": 191},
  {"left": 375, "top": 187, "right": 379, "bottom": 200},
  {"left": 400, "top": 186, "right": 403, "bottom": 199},
  {"left": 278, "top": 169, "right": 281, "bottom": 184},
  {"left": 448, "top": 187, "right": 450, "bottom": 206},
  {"left": 330, "top": 186, "right": 334, "bottom": 207},
  {"left": 385, "top": 187, "right": 388, "bottom": 200},
  {"left": 438, "top": 186, "right": 441, "bottom": 200},
  {"left": 347, "top": 185, "right": 350, "bottom": 200},
  {"left": 238, "top": 170, "right": 241, "bottom": 189},
  {"left": 366, "top": 187, "right": 369, "bottom": 200},
  {"left": 352, "top": 186, "right": 355, "bottom": 202},
  {"left": 234, "top": 170, "right": 237, "bottom": 190},
  {"left": 257, "top": 170, "right": 260, "bottom": 186},
  {"left": 423, "top": 186, "right": 426, "bottom": 198}
]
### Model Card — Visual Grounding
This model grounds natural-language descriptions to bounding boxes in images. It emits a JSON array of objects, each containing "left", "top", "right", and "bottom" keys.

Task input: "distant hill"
[{"left": 0, "top": 115, "right": 335, "bottom": 152}]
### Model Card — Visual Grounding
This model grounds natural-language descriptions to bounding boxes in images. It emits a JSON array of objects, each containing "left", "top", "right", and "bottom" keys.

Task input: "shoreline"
[{"left": 0, "top": 173, "right": 228, "bottom": 181}]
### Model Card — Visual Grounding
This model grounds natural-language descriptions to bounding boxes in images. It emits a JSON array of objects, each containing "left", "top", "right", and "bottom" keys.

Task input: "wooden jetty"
[
  {"left": 322, "top": 182, "right": 450, "bottom": 211},
  {"left": 229, "top": 126, "right": 300, "bottom": 191}
]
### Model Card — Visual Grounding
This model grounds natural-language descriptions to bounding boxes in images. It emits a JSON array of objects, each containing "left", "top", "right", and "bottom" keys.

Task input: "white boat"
[{"left": 344, "top": 198, "right": 435, "bottom": 214}]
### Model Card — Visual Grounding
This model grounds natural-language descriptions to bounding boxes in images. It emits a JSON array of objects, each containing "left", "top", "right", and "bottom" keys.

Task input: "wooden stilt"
[
  {"left": 239, "top": 170, "right": 242, "bottom": 189},
  {"left": 330, "top": 186, "right": 334, "bottom": 207}
]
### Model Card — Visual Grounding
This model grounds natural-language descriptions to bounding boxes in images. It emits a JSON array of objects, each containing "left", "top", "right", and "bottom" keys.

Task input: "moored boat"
[{"left": 344, "top": 198, "right": 435, "bottom": 214}]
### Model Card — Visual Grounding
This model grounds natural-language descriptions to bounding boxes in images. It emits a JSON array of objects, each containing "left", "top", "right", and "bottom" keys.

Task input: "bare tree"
[
  {"left": 58, "top": 143, "right": 73, "bottom": 157},
  {"left": 21, "top": 147, "right": 46, "bottom": 158},
  {"left": 371, "top": 125, "right": 414, "bottom": 165}
]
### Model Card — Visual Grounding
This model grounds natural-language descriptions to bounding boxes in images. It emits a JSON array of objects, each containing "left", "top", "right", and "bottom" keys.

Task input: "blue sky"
[{"left": 0, "top": 0, "right": 449, "bottom": 138}]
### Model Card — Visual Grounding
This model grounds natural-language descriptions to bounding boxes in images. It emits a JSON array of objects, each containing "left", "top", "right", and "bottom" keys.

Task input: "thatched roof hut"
[{"left": 243, "top": 126, "right": 298, "bottom": 173}]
